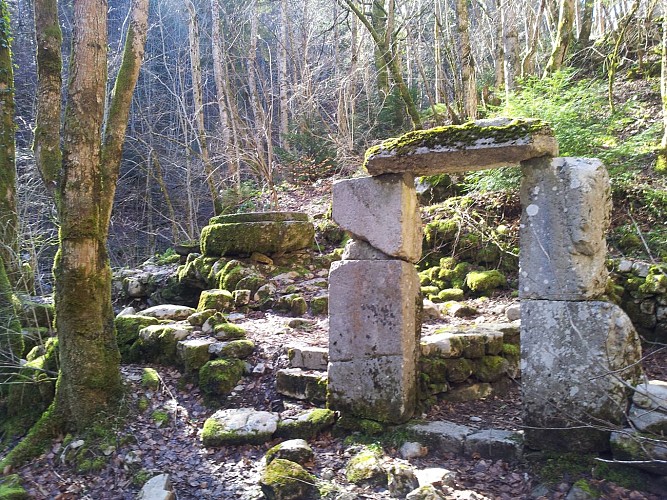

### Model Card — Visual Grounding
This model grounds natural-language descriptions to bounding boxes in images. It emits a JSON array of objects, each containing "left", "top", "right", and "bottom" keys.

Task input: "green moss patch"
[
  {"left": 198, "top": 358, "right": 246, "bottom": 397},
  {"left": 260, "top": 458, "right": 320, "bottom": 500},
  {"left": 465, "top": 270, "right": 506, "bottom": 294}
]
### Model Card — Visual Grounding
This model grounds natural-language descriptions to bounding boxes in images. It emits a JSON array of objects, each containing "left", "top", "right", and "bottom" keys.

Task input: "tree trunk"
[
  {"left": 210, "top": 0, "right": 239, "bottom": 190},
  {"left": 521, "top": 0, "right": 546, "bottom": 78},
  {"left": 455, "top": 0, "right": 477, "bottom": 120},
  {"left": 502, "top": 2, "right": 519, "bottom": 97},
  {"left": 657, "top": 10, "right": 667, "bottom": 173},
  {"left": 372, "top": 0, "right": 390, "bottom": 99},
  {"left": 33, "top": 0, "right": 149, "bottom": 432},
  {"left": 339, "top": 0, "right": 422, "bottom": 129},
  {"left": 0, "top": 0, "right": 19, "bottom": 288},
  {"left": 578, "top": 0, "right": 594, "bottom": 47},
  {"left": 185, "top": 0, "right": 222, "bottom": 215},
  {"left": 544, "top": 0, "right": 575, "bottom": 76},
  {"left": 278, "top": 0, "right": 290, "bottom": 148},
  {"left": 33, "top": 0, "right": 62, "bottom": 199}
]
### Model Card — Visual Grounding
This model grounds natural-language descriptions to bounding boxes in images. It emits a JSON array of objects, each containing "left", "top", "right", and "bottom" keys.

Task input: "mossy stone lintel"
[
  {"left": 364, "top": 118, "right": 558, "bottom": 176},
  {"left": 209, "top": 211, "right": 309, "bottom": 225}
]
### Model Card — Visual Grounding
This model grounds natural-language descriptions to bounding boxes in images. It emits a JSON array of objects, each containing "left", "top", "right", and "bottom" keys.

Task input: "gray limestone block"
[
  {"left": 628, "top": 404, "right": 667, "bottom": 434},
  {"left": 328, "top": 259, "right": 420, "bottom": 362},
  {"left": 137, "top": 474, "right": 176, "bottom": 500},
  {"left": 633, "top": 379, "right": 667, "bottom": 411},
  {"left": 275, "top": 368, "right": 327, "bottom": 402},
  {"left": 521, "top": 300, "right": 643, "bottom": 452},
  {"left": 406, "top": 420, "right": 474, "bottom": 455},
  {"left": 327, "top": 355, "right": 417, "bottom": 424},
  {"left": 364, "top": 118, "right": 558, "bottom": 176},
  {"left": 287, "top": 344, "right": 329, "bottom": 371},
  {"left": 463, "top": 429, "right": 523, "bottom": 462},
  {"left": 332, "top": 174, "right": 422, "bottom": 262},
  {"left": 611, "top": 429, "right": 667, "bottom": 475},
  {"left": 519, "top": 157, "right": 610, "bottom": 301},
  {"left": 342, "top": 238, "right": 391, "bottom": 260}
]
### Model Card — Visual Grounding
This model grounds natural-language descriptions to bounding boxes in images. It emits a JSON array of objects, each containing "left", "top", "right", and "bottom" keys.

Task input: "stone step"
[
  {"left": 286, "top": 344, "right": 328, "bottom": 371},
  {"left": 275, "top": 368, "right": 327, "bottom": 402}
]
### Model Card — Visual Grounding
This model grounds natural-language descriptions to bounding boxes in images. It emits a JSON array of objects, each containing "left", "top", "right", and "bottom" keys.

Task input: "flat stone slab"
[
  {"left": 202, "top": 408, "right": 279, "bottom": 447},
  {"left": 463, "top": 429, "right": 523, "bottom": 462},
  {"left": 521, "top": 300, "right": 643, "bottom": 452},
  {"left": 332, "top": 174, "right": 422, "bottom": 262},
  {"left": 406, "top": 420, "right": 474, "bottom": 455},
  {"left": 519, "top": 156, "right": 610, "bottom": 300},
  {"left": 364, "top": 118, "right": 557, "bottom": 176},
  {"left": 137, "top": 474, "right": 175, "bottom": 500},
  {"left": 287, "top": 345, "right": 328, "bottom": 371},
  {"left": 275, "top": 368, "right": 327, "bottom": 402},
  {"left": 141, "top": 304, "right": 195, "bottom": 321},
  {"left": 209, "top": 211, "right": 309, "bottom": 224}
]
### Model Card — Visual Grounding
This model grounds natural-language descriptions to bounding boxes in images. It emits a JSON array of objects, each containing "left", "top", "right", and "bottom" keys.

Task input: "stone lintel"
[
  {"left": 364, "top": 118, "right": 558, "bottom": 177},
  {"left": 332, "top": 174, "right": 422, "bottom": 262}
]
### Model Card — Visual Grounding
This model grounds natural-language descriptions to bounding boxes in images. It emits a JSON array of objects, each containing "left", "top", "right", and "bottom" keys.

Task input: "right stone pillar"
[{"left": 519, "top": 157, "right": 643, "bottom": 451}]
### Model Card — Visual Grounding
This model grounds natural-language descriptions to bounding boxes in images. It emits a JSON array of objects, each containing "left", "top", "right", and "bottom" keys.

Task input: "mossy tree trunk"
[
  {"left": 0, "top": 0, "right": 19, "bottom": 289},
  {"left": 455, "top": 0, "right": 477, "bottom": 120},
  {"left": 543, "top": 0, "right": 575, "bottom": 76},
  {"left": 658, "top": 10, "right": 667, "bottom": 173},
  {"left": 34, "top": 0, "right": 149, "bottom": 432}
]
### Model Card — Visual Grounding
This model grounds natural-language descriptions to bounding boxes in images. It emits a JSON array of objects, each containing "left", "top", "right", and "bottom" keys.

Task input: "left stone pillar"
[{"left": 328, "top": 173, "right": 422, "bottom": 423}]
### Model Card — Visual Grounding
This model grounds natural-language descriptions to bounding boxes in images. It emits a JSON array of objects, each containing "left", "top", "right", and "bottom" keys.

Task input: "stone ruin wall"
[{"left": 328, "top": 119, "right": 644, "bottom": 452}]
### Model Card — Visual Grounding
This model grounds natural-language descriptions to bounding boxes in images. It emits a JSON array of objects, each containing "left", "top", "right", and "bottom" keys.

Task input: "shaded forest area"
[{"left": 6, "top": 0, "right": 666, "bottom": 284}]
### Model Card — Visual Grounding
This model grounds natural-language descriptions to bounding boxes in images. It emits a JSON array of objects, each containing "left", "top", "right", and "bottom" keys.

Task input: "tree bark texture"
[
  {"left": 0, "top": 0, "right": 19, "bottom": 288},
  {"left": 544, "top": 0, "right": 575, "bottom": 76},
  {"left": 33, "top": 0, "right": 62, "bottom": 198},
  {"left": 34, "top": 0, "right": 149, "bottom": 431},
  {"left": 455, "top": 0, "right": 477, "bottom": 120}
]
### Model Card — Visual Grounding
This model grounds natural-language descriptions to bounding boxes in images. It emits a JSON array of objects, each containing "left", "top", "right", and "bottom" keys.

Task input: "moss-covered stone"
[
  {"left": 345, "top": 448, "right": 387, "bottom": 486},
  {"left": 187, "top": 309, "right": 216, "bottom": 327},
  {"left": 17, "top": 295, "right": 54, "bottom": 330},
  {"left": 213, "top": 323, "right": 246, "bottom": 341},
  {"left": 210, "top": 212, "right": 310, "bottom": 224},
  {"left": 130, "top": 324, "right": 192, "bottom": 366},
  {"left": 424, "top": 218, "right": 459, "bottom": 249},
  {"left": 213, "top": 339, "right": 255, "bottom": 359},
  {"left": 442, "top": 358, "right": 474, "bottom": 383},
  {"left": 201, "top": 220, "right": 315, "bottom": 258},
  {"left": 438, "top": 288, "right": 464, "bottom": 301},
  {"left": 114, "top": 314, "right": 160, "bottom": 361},
  {"left": 419, "top": 357, "right": 449, "bottom": 385},
  {"left": 265, "top": 440, "right": 315, "bottom": 468},
  {"left": 260, "top": 458, "right": 320, "bottom": 500},
  {"left": 151, "top": 409, "right": 170, "bottom": 426},
  {"left": 197, "top": 289, "right": 234, "bottom": 312},
  {"left": 334, "top": 415, "right": 385, "bottom": 435},
  {"left": 217, "top": 260, "right": 250, "bottom": 291},
  {"left": 465, "top": 270, "right": 506, "bottom": 294},
  {"left": 177, "top": 339, "right": 213, "bottom": 374},
  {"left": 198, "top": 358, "right": 245, "bottom": 397},
  {"left": 638, "top": 269, "right": 667, "bottom": 294},
  {"left": 473, "top": 356, "right": 509, "bottom": 382},
  {"left": 275, "top": 294, "right": 308, "bottom": 316},
  {"left": 309, "top": 295, "right": 328, "bottom": 316},
  {"left": 141, "top": 367, "right": 160, "bottom": 390},
  {"left": 275, "top": 409, "right": 336, "bottom": 440},
  {"left": 0, "top": 474, "right": 28, "bottom": 499},
  {"left": 1, "top": 337, "right": 58, "bottom": 443}
]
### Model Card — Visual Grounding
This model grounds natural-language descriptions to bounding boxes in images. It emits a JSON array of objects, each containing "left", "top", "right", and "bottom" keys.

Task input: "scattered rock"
[
  {"left": 260, "top": 458, "right": 320, "bottom": 500},
  {"left": 387, "top": 462, "right": 419, "bottom": 498},
  {"left": 141, "top": 304, "right": 196, "bottom": 321},
  {"left": 399, "top": 441, "right": 428, "bottom": 459},
  {"left": 137, "top": 474, "right": 175, "bottom": 500},
  {"left": 345, "top": 448, "right": 387, "bottom": 487},
  {"left": 202, "top": 408, "right": 280, "bottom": 447},
  {"left": 265, "top": 439, "right": 314, "bottom": 467}
]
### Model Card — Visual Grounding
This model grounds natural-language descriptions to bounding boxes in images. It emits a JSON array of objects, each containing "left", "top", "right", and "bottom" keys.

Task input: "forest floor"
[
  {"left": 11, "top": 302, "right": 667, "bottom": 500},
  {"left": 7, "top": 103, "right": 667, "bottom": 498}
]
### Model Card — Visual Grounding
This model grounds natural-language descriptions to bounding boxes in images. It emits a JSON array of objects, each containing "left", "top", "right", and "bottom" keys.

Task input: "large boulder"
[{"left": 200, "top": 212, "right": 314, "bottom": 257}]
